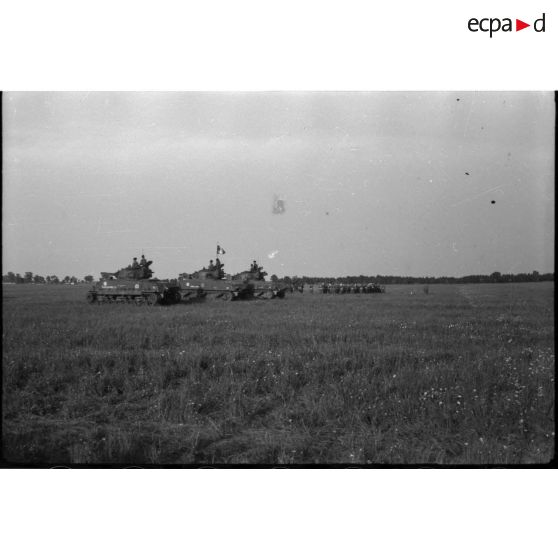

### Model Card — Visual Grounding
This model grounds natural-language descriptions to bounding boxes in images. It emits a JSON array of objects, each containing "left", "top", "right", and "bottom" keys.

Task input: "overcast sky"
[{"left": 2, "top": 91, "right": 554, "bottom": 279}]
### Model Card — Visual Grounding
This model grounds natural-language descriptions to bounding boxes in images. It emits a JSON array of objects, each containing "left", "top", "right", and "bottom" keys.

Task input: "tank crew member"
[
  {"left": 215, "top": 258, "right": 224, "bottom": 279},
  {"left": 140, "top": 254, "right": 147, "bottom": 267},
  {"left": 251, "top": 260, "right": 258, "bottom": 273},
  {"left": 132, "top": 257, "right": 140, "bottom": 269},
  {"left": 208, "top": 260, "right": 215, "bottom": 271}
]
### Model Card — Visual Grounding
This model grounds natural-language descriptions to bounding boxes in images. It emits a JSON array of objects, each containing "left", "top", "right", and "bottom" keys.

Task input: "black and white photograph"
[
  {"left": 2, "top": 91, "right": 554, "bottom": 465},
  {"left": 2, "top": 1, "right": 557, "bottom": 556}
]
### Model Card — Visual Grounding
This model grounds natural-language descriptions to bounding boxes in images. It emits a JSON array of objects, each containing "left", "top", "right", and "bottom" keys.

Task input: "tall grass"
[{"left": 2, "top": 282, "right": 554, "bottom": 464}]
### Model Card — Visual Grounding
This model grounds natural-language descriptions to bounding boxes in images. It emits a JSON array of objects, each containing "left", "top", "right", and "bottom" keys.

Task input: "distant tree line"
[
  {"left": 3, "top": 270, "right": 553, "bottom": 286},
  {"left": 2, "top": 271, "right": 95, "bottom": 284},
  {"left": 273, "top": 270, "right": 553, "bottom": 286}
]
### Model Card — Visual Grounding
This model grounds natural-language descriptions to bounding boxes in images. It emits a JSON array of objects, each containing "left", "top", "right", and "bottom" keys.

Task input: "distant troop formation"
[{"left": 317, "top": 282, "right": 385, "bottom": 294}]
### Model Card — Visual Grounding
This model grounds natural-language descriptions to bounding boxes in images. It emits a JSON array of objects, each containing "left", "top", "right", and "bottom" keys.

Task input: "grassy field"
[{"left": 2, "top": 282, "right": 554, "bottom": 465}]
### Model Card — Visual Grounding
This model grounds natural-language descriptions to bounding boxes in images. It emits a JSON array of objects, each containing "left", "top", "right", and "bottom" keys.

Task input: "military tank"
[
  {"left": 232, "top": 265, "right": 288, "bottom": 299},
  {"left": 86, "top": 257, "right": 181, "bottom": 305},
  {"left": 177, "top": 259, "right": 254, "bottom": 302}
]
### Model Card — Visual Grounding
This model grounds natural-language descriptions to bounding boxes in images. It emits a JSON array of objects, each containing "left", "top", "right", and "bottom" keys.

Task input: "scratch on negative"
[{"left": 451, "top": 186, "right": 503, "bottom": 208}]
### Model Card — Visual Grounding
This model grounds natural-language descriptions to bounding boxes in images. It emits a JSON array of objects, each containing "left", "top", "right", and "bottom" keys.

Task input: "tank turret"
[{"left": 232, "top": 262, "right": 287, "bottom": 299}]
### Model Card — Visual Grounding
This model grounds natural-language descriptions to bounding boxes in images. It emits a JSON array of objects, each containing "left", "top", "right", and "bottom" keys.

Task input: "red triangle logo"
[{"left": 516, "top": 19, "right": 530, "bottom": 31}]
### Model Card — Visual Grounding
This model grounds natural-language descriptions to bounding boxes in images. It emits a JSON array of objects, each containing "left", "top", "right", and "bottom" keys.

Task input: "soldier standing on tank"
[
  {"left": 130, "top": 257, "right": 140, "bottom": 279},
  {"left": 208, "top": 259, "right": 215, "bottom": 271},
  {"left": 215, "top": 258, "right": 223, "bottom": 279},
  {"left": 140, "top": 254, "right": 147, "bottom": 267}
]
